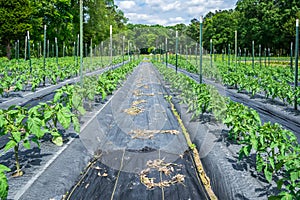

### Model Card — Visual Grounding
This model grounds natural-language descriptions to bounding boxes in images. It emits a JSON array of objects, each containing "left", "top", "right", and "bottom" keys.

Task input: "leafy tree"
[
  {"left": 200, "top": 10, "right": 238, "bottom": 52},
  {"left": 236, "top": 0, "right": 299, "bottom": 53},
  {"left": 84, "top": 0, "right": 128, "bottom": 46},
  {"left": 186, "top": 18, "right": 200, "bottom": 43},
  {"left": 0, "top": 0, "right": 32, "bottom": 59}
]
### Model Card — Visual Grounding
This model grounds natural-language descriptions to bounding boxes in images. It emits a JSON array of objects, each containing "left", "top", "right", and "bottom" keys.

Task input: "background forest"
[{"left": 0, "top": 0, "right": 299, "bottom": 59}]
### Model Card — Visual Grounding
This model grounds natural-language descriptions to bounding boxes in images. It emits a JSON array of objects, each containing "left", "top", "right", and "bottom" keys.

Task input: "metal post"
[
  {"left": 165, "top": 38, "right": 168, "bottom": 67},
  {"left": 294, "top": 19, "right": 299, "bottom": 110},
  {"left": 55, "top": 37, "right": 58, "bottom": 65},
  {"left": 199, "top": 16, "right": 203, "bottom": 83},
  {"left": 290, "top": 42, "right": 293, "bottom": 72},
  {"left": 239, "top": 47, "right": 242, "bottom": 65},
  {"left": 27, "top": 31, "right": 31, "bottom": 72},
  {"left": 101, "top": 41, "right": 103, "bottom": 65},
  {"left": 77, "top": 34, "right": 79, "bottom": 67},
  {"left": 122, "top": 36, "right": 125, "bottom": 65},
  {"left": 175, "top": 31, "right": 178, "bottom": 73},
  {"left": 110, "top": 25, "right": 113, "bottom": 65},
  {"left": 90, "top": 38, "right": 92, "bottom": 67},
  {"left": 25, "top": 36, "right": 27, "bottom": 60},
  {"left": 80, "top": 0, "right": 83, "bottom": 86},
  {"left": 210, "top": 39, "right": 213, "bottom": 69},
  {"left": 252, "top": 41, "right": 255, "bottom": 70},
  {"left": 17, "top": 40, "right": 19, "bottom": 63},
  {"left": 268, "top": 48, "right": 270, "bottom": 67},
  {"left": 264, "top": 48, "right": 267, "bottom": 67},
  {"left": 15, "top": 41, "right": 17, "bottom": 61},
  {"left": 47, "top": 40, "right": 49, "bottom": 58},
  {"left": 235, "top": 30, "right": 237, "bottom": 69},
  {"left": 43, "top": 25, "right": 46, "bottom": 85},
  {"left": 73, "top": 41, "right": 76, "bottom": 62}
]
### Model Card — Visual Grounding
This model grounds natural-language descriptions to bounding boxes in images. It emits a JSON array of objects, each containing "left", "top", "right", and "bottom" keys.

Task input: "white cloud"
[
  {"left": 118, "top": 1, "right": 136, "bottom": 11},
  {"left": 169, "top": 17, "right": 185, "bottom": 23},
  {"left": 115, "top": 0, "right": 236, "bottom": 25},
  {"left": 160, "top": 1, "right": 181, "bottom": 11}
]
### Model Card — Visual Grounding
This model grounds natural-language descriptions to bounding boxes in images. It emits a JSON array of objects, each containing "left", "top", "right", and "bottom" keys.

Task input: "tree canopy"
[
  {"left": 0, "top": 0, "right": 127, "bottom": 58},
  {"left": 1, "top": 0, "right": 299, "bottom": 58}
]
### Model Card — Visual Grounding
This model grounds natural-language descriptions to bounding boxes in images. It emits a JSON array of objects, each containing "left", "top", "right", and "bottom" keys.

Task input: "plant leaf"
[
  {"left": 57, "top": 107, "right": 72, "bottom": 129},
  {"left": 72, "top": 116, "right": 80, "bottom": 133},
  {"left": 52, "top": 136, "right": 63, "bottom": 146},
  {"left": 264, "top": 167, "right": 273, "bottom": 183},
  {"left": 23, "top": 140, "right": 31, "bottom": 149},
  {"left": 4, "top": 140, "right": 17, "bottom": 151}
]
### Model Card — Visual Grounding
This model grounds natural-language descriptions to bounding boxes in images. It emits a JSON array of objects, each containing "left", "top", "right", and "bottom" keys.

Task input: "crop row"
[
  {"left": 0, "top": 56, "right": 126, "bottom": 98},
  {"left": 154, "top": 61, "right": 299, "bottom": 199},
  {"left": 168, "top": 55, "right": 300, "bottom": 107},
  {"left": 0, "top": 60, "right": 138, "bottom": 199}
]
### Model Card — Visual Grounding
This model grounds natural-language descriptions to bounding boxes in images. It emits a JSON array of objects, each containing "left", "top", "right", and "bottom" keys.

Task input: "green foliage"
[
  {"left": 203, "top": 10, "right": 238, "bottom": 52},
  {"left": 84, "top": 0, "right": 128, "bottom": 44},
  {"left": 235, "top": 0, "right": 299, "bottom": 51},
  {"left": 0, "top": 59, "right": 138, "bottom": 198},
  {"left": 0, "top": 164, "right": 10, "bottom": 200},
  {"left": 153, "top": 60, "right": 300, "bottom": 199},
  {"left": 223, "top": 101, "right": 261, "bottom": 142},
  {"left": 0, "top": 0, "right": 32, "bottom": 58},
  {"left": 0, "top": 0, "right": 127, "bottom": 59},
  {"left": 173, "top": 55, "right": 300, "bottom": 107}
]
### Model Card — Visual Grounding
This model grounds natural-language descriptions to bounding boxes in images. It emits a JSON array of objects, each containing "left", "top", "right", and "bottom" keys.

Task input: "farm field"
[
  {"left": 0, "top": 58, "right": 298, "bottom": 199},
  {"left": 0, "top": 59, "right": 137, "bottom": 199},
  {"left": 165, "top": 55, "right": 300, "bottom": 136},
  {"left": 1, "top": 0, "right": 300, "bottom": 199}
]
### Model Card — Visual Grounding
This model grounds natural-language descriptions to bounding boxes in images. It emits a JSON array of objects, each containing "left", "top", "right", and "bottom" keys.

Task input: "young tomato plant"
[
  {"left": 257, "top": 123, "right": 298, "bottom": 182},
  {"left": 223, "top": 101, "right": 261, "bottom": 142},
  {"left": 0, "top": 106, "right": 29, "bottom": 176}
]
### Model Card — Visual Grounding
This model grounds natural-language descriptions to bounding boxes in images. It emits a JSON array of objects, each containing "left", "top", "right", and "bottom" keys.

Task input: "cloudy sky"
[{"left": 115, "top": 0, "right": 237, "bottom": 26}]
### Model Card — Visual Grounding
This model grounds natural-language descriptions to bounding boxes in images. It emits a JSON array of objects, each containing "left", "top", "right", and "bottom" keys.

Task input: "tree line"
[
  {"left": 1, "top": 0, "right": 299, "bottom": 59},
  {"left": 186, "top": 0, "right": 300, "bottom": 55},
  {"left": 127, "top": 0, "right": 300, "bottom": 56},
  {"left": 0, "top": 0, "right": 127, "bottom": 59}
]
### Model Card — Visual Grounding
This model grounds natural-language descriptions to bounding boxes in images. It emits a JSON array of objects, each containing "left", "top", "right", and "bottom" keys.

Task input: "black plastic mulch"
[
  {"left": 68, "top": 150, "right": 208, "bottom": 200},
  {"left": 66, "top": 61, "right": 209, "bottom": 200}
]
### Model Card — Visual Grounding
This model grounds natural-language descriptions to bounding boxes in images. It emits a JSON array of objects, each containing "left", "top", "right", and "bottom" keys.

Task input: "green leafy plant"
[
  {"left": 0, "top": 164, "right": 10, "bottom": 200},
  {"left": 153, "top": 60, "right": 299, "bottom": 199},
  {"left": 223, "top": 101, "right": 261, "bottom": 142}
]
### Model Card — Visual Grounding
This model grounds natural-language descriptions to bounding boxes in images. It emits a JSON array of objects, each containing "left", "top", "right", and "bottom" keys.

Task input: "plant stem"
[{"left": 14, "top": 145, "right": 21, "bottom": 174}]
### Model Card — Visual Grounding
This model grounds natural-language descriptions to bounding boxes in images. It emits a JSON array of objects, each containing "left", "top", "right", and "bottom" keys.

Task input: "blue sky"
[{"left": 115, "top": 0, "right": 237, "bottom": 26}]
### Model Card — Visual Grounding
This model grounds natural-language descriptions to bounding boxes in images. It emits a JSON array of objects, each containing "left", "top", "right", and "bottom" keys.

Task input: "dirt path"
[{"left": 66, "top": 61, "right": 209, "bottom": 199}]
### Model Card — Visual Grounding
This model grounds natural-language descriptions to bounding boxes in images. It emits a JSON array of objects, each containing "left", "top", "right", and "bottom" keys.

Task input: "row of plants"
[
  {"left": 168, "top": 55, "right": 300, "bottom": 107},
  {"left": 0, "top": 56, "right": 127, "bottom": 98},
  {"left": 0, "top": 60, "right": 139, "bottom": 199},
  {"left": 154, "top": 60, "right": 299, "bottom": 199}
]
